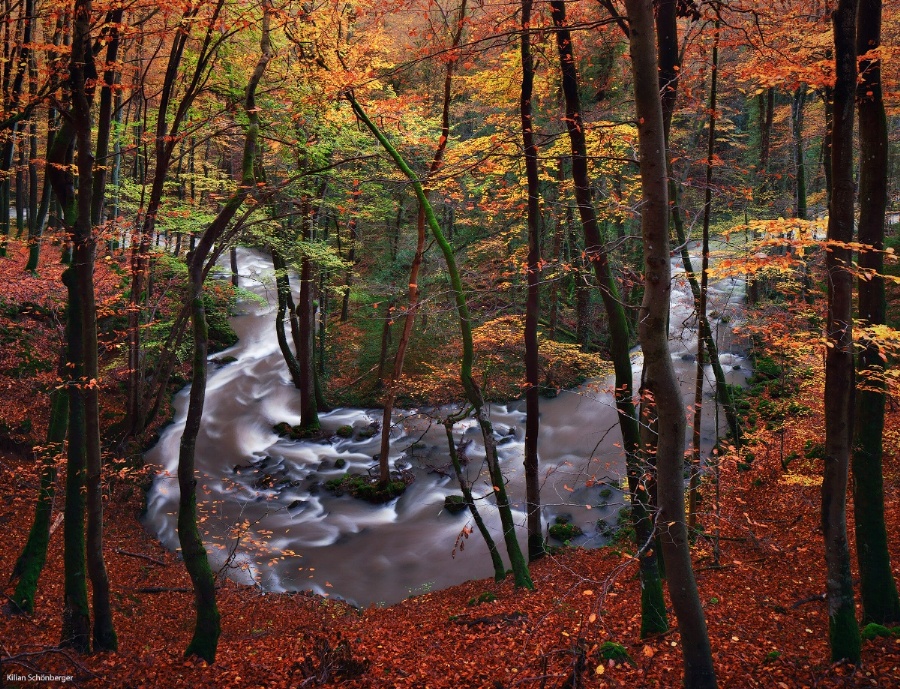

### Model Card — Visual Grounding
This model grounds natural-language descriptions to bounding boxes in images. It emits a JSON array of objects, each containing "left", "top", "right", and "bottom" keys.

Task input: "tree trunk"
[
  {"left": 853, "top": 0, "right": 900, "bottom": 626},
  {"left": 822, "top": 0, "right": 862, "bottom": 663},
  {"left": 70, "top": 0, "right": 117, "bottom": 651},
  {"left": 625, "top": 0, "right": 715, "bottom": 684},
  {"left": 444, "top": 414, "right": 506, "bottom": 581},
  {"left": 176, "top": 5, "right": 272, "bottom": 661},
  {"left": 656, "top": 1, "right": 740, "bottom": 449},
  {"left": 60, "top": 269, "right": 90, "bottom": 653},
  {"left": 556, "top": 0, "right": 665, "bottom": 634},
  {"left": 520, "top": 0, "right": 544, "bottom": 562},
  {"left": 178, "top": 262, "right": 222, "bottom": 663},
  {"left": 11, "top": 362, "right": 68, "bottom": 613},
  {"left": 689, "top": 21, "right": 720, "bottom": 530},
  {"left": 273, "top": 249, "right": 304, "bottom": 388},
  {"left": 759, "top": 88, "right": 774, "bottom": 176},
  {"left": 297, "top": 199, "right": 319, "bottom": 433},
  {"left": 791, "top": 87, "right": 808, "bottom": 220}
]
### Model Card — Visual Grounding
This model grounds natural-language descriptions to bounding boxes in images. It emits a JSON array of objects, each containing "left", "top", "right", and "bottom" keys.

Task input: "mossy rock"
[
  {"left": 211, "top": 355, "right": 238, "bottom": 366},
  {"left": 549, "top": 521, "right": 583, "bottom": 542},
  {"left": 336, "top": 425, "right": 354, "bottom": 438},
  {"left": 443, "top": 495, "right": 467, "bottom": 514},
  {"left": 467, "top": 591, "right": 497, "bottom": 606},
  {"left": 357, "top": 425, "right": 378, "bottom": 439},
  {"left": 861, "top": 623, "right": 900, "bottom": 640},
  {"left": 335, "top": 457, "right": 347, "bottom": 469},
  {"left": 273, "top": 422, "right": 318, "bottom": 440},
  {"left": 325, "top": 472, "right": 412, "bottom": 503}
]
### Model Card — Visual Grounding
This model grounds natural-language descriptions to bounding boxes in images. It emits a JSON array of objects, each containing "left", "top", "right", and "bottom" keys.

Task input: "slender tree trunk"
[
  {"left": 555, "top": 0, "right": 665, "bottom": 633},
  {"left": 759, "top": 88, "right": 774, "bottom": 176},
  {"left": 822, "top": 0, "right": 862, "bottom": 663},
  {"left": 853, "top": 0, "right": 900, "bottom": 626},
  {"left": 689, "top": 21, "right": 720, "bottom": 529},
  {"left": 444, "top": 415, "right": 505, "bottom": 580},
  {"left": 657, "top": 0, "right": 740, "bottom": 449},
  {"left": 15, "top": 132, "right": 25, "bottom": 239},
  {"left": 350, "top": 94, "right": 533, "bottom": 590},
  {"left": 177, "top": 5, "right": 271, "bottom": 662},
  {"left": 340, "top": 181, "right": 360, "bottom": 322},
  {"left": 791, "top": 87, "right": 808, "bottom": 220},
  {"left": 11, "top": 362, "right": 68, "bottom": 613},
  {"left": 520, "top": 0, "right": 543, "bottom": 562},
  {"left": 625, "top": 0, "right": 715, "bottom": 684},
  {"left": 0, "top": 129, "right": 15, "bottom": 257},
  {"left": 25, "top": 99, "right": 53, "bottom": 272},
  {"left": 273, "top": 249, "right": 304, "bottom": 388},
  {"left": 297, "top": 199, "right": 319, "bottom": 433},
  {"left": 178, "top": 261, "right": 222, "bottom": 662},
  {"left": 379, "top": 0, "right": 467, "bottom": 486}
]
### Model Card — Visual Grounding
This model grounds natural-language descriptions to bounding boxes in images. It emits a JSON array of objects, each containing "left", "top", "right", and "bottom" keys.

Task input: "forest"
[{"left": 0, "top": 0, "right": 899, "bottom": 686}]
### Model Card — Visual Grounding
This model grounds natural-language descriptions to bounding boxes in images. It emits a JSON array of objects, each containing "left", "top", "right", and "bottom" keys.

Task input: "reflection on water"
[{"left": 144, "top": 246, "right": 748, "bottom": 607}]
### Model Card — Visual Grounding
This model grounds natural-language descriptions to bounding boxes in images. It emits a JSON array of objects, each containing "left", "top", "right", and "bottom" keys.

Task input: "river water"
[{"left": 144, "top": 247, "right": 748, "bottom": 607}]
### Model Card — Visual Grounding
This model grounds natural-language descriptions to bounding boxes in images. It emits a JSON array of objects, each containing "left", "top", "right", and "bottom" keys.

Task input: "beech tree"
[
  {"left": 175, "top": 2, "right": 273, "bottom": 661},
  {"left": 519, "top": 0, "right": 543, "bottom": 563},
  {"left": 43, "top": 0, "right": 120, "bottom": 652},
  {"left": 822, "top": 0, "right": 862, "bottom": 663},
  {"left": 624, "top": 0, "right": 715, "bottom": 685},
  {"left": 853, "top": 0, "right": 900, "bottom": 626},
  {"left": 551, "top": 0, "right": 666, "bottom": 636}
]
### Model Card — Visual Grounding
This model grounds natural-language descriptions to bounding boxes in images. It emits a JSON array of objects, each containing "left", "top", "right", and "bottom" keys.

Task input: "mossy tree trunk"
[
  {"left": 10, "top": 377, "right": 68, "bottom": 613},
  {"left": 60, "top": 268, "right": 90, "bottom": 653},
  {"left": 176, "top": 5, "right": 272, "bottom": 662}
]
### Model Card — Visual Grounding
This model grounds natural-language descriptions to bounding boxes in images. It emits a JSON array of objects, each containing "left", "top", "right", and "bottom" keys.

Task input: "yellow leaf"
[
  {"left": 583, "top": 590, "right": 594, "bottom": 596},
  {"left": 588, "top": 613, "right": 597, "bottom": 623},
  {"left": 642, "top": 644, "right": 655, "bottom": 658},
  {"left": 595, "top": 664, "right": 605, "bottom": 675}
]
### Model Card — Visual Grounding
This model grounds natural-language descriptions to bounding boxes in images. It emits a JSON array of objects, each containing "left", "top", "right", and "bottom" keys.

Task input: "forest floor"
[{"left": 2, "top": 240, "right": 900, "bottom": 687}]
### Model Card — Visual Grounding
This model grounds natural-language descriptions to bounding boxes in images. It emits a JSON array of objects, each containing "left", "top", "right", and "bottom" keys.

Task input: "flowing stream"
[{"left": 144, "top": 247, "right": 749, "bottom": 607}]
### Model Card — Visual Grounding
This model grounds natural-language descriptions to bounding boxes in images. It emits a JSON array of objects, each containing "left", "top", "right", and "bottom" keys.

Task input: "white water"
[{"left": 143, "top": 246, "right": 748, "bottom": 607}]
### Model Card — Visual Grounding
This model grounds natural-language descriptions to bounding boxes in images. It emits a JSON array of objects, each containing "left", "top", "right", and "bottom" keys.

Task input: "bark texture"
[
  {"left": 625, "top": 0, "right": 715, "bottom": 684},
  {"left": 823, "top": 0, "right": 862, "bottom": 663},
  {"left": 853, "top": 0, "right": 900, "bottom": 627}
]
